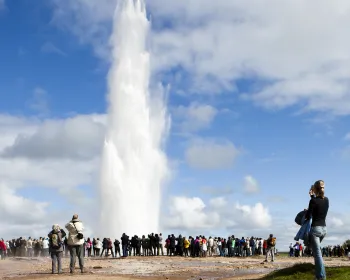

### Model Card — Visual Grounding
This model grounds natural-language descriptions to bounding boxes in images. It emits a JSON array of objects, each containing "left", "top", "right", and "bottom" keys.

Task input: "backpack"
[
  {"left": 269, "top": 238, "right": 276, "bottom": 246},
  {"left": 50, "top": 232, "right": 61, "bottom": 249}
]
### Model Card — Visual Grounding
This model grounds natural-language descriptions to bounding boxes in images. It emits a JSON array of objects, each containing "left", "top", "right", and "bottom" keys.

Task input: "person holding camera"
[{"left": 65, "top": 214, "right": 85, "bottom": 274}]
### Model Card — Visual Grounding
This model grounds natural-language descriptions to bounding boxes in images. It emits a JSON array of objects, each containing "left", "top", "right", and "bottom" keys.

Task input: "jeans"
[
  {"left": 311, "top": 226, "right": 327, "bottom": 279},
  {"left": 51, "top": 251, "right": 63, "bottom": 273},
  {"left": 0, "top": 250, "right": 5, "bottom": 260},
  {"left": 122, "top": 245, "right": 128, "bottom": 257},
  {"left": 69, "top": 245, "right": 84, "bottom": 272},
  {"left": 265, "top": 247, "right": 275, "bottom": 261},
  {"left": 27, "top": 248, "right": 33, "bottom": 257}
]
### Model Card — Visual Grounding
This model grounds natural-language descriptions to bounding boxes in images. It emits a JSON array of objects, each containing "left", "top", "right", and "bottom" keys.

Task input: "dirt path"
[{"left": 1, "top": 256, "right": 349, "bottom": 280}]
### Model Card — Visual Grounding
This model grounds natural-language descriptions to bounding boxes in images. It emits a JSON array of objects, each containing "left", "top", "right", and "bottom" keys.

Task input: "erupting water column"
[{"left": 99, "top": 0, "right": 169, "bottom": 238}]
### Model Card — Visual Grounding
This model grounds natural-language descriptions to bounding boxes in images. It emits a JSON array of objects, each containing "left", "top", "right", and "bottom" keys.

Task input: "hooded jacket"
[
  {"left": 0, "top": 240, "right": 6, "bottom": 251},
  {"left": 65, "top": 219, "right": 84, "bottom": 246}
]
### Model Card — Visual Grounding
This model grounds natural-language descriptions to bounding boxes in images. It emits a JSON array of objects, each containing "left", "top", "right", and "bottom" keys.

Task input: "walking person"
[
  {"left": 65, "top": 214, "right": 85, "bottom": 274},
  {"left": 305, "top": 180, "right": 329, "bottom": 280},
  {"left": 48, "top": 224, "right": 66, "bottom": 274},
  {"left": 264, "top": 234, "right": 276, "bottom": 262}
]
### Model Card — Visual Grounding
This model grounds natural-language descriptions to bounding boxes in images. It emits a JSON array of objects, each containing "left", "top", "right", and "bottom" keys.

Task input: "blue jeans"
[
  {"left": 122, "top": 245, "right": 128, "bottom": 257},
  {"left": 311, "top": 226, "right": 327, "bottom": 279}
]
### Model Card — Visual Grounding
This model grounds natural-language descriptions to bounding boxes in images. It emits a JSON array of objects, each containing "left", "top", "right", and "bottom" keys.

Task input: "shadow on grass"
[{"left": 261, "top": 263, "right": 350, "bottom": 280}]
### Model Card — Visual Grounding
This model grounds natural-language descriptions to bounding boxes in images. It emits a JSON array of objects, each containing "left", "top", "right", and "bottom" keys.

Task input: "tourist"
[
  {"left": 121, "top": 233, "right": 129, "bottom": 257},
  {"left": 264, "top": 234, "right": 276, "bottom": 262},
  {"left": 42, "top": 237, "right": 49, "bottom": 257},
  {"left": 113, "top": 239, "right": 120, "bottom": 257},
  {"left": 158, "top": 233, "right": 164, "bottom": 256},
  {"left": 0, "top": 238, "right": 6, "bottom": 260},
  {"left": 305, "top": 180, "right": 329, "bottom": 280},
  {"left": 65, "top": 214, "right": 85, "bottom": 273},
  {"left": 85, "top": 238, "right": 92, "bottom": 257},
  {"left": 48, "top": 224, "right": 66, "bottom": 274}
]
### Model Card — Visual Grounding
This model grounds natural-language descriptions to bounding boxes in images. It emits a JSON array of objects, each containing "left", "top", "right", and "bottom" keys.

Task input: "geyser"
[{"left": 99, "top": 0, "right": 169, "bottom": 238}]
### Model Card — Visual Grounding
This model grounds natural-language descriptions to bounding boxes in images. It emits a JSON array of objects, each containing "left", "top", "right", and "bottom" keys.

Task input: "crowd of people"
[
  {"left": 0, "top": 214, "right": 278, "bottom": 274},
  {"left": 289, "top": 242, "right": 350, "bottom": 258},
  {"left": 0, "top": 179, "right": 339, "bottom": 280},
  {"left": 0, "top": 234, "right": 279, "bottom": 260}
]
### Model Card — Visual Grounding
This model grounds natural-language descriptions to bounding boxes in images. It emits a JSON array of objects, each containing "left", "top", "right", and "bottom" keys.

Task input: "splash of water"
[{"left": 99, "top": 0, "right": 169, "bottom": 238}]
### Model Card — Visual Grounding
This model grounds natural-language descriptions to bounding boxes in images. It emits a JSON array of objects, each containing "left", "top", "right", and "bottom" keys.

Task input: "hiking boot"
[
  {"left": 70, "top": 269, "right": 74, "bottom": 274},
  {"left": 81, "top": 268, "right": 85, "bottom": 273}
]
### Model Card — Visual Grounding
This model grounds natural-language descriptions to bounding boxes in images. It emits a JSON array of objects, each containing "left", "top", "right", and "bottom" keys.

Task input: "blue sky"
[{"left": 0, "top": 0, "right": 349, "bottom": 248}]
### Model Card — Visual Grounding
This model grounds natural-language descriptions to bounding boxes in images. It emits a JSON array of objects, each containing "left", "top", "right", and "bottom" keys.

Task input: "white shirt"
[
  {"left": 95, "top": 240, "right": 102, "bottom": 249},
  {"left": 42, "top": 239, "right": 49, "bottom": 249}
]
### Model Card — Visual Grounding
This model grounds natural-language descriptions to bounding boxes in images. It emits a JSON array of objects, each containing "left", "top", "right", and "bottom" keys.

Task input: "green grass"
[{"left": 261, "top": 263, "right": 350, "bottom": 279}]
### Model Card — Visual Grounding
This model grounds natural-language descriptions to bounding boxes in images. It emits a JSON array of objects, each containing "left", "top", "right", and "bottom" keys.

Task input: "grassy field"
[{"left": 261, "top": 263, "right": 350, "bottom": 279}]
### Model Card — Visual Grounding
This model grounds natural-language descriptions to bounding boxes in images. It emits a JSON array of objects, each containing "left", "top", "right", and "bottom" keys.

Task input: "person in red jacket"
[{"left": 0, "top": 238, "right": 7, "bottom": 260}]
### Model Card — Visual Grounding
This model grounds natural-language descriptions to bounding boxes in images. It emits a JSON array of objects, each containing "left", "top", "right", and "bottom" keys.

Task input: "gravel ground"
[{"left": 0, "top": 255, "right": 349, "bottom": 280}]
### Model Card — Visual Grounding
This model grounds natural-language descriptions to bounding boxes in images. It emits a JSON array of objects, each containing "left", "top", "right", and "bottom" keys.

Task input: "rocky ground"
[{"left": 0, "top": 255, "right": 349, "bottom": 280}]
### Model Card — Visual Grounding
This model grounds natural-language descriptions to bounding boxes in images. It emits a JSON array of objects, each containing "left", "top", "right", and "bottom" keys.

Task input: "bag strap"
[{"left": 72, "top": 221, "right": 81, "bottom": 235}]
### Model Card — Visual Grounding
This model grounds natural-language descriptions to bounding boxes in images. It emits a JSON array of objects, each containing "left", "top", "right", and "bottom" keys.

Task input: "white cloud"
[
  {"left": 209, "top": 197, "right": 227, "bottom": 208},
  {"left": 0, "top": 114, "right": 39, "bottom": 150},
  {"left": 243, "top": 175, "right": 259, "bottom": 194},
  {"left": 173, "top": 103, "right": 217, "bottom": 133},
  {"left": 235, "top": 202, "right": 272, "bottom": 229},
  {"left": 51, "top": 0, "right": 116, "bottom": 60},
  {"left": 1, "top": 114, "right": 105, "bottom": 160},
  {"left": 0, "top": 114, "right": 105, "bottom": 238},
  {"left": 52, "top": 0, "right": 350, "bottom": 115},
  {"left": 164, "top": 195, "right": 272, "bottom": 232},
  {"left": 166, "top": 196, "right": 219, "bottom": 230},
  {"left": 0, "top": 183, "right": 49, "bottom": 225},
  {"left": 185, "top": 139, "right": 240, "bottom": 169},
  {"left": 328, "top": 216, "right": 344, "bottom": 228},
  {"left": 40, "top": 42, "right": 66, "bottom": 56}
]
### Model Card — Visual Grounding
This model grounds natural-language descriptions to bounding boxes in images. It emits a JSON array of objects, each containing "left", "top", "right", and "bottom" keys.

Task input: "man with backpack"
[
  {"left": 264, "top": 234, "right": 276, "bottom": 263},
  {"left": 48, "top": 224, "right": 66, "bottom": 274},
  {"left": 65, "top": 214, "right": 85, "bottom": 273}
]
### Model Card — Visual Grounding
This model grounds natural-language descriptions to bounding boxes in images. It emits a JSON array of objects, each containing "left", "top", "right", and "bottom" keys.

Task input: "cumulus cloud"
[
  {"left": 185, "top": 139, "right": 240, "bottom": 169},
  {"left": 164, "top": 196, "right": 271, "bottom": 231},
  {"left": 1, "top": 114, "right": 105, "bottom": 160},
  {"left": 173, "top": 103, "right": 217, "bottom": 133},
  {"left": 0, "top": 114, "right": 105, "bottom": 238},
  {"left": 52, "top": 0, "right": 350, "bottom": 115},
  {"left": 0, "top": 183, "right": 49, "bottom": 225},
  {"left": 235, "top": 202, "right": 272, "bottom": 229},
  {"left": 243, "top": 175, "right": 259, "bottom": 194}
]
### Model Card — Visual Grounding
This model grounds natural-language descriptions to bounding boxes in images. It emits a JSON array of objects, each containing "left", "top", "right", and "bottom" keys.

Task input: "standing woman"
[{"left": 305, "top": 180, "right": 329, "bottom": 280}]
